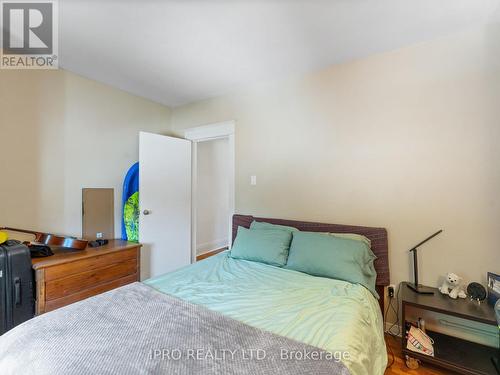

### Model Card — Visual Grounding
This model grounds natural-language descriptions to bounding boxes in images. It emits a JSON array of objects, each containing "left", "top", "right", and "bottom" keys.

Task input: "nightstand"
[
  {"left": 32, "top": 240, "right": 141, "bottom": 314},
  {"left": 401, "top": 282, "right": 498, "bottom": 375}
]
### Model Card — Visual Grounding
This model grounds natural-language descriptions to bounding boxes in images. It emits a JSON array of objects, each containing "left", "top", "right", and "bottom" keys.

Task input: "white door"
[{"left": 139, "top": 132, "right": 192, "bottom": 280}]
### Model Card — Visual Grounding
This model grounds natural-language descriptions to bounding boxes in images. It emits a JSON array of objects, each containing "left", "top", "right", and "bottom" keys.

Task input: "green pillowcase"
[
  {"left": 230, "top": 226, "right": 292, "bottom": 266},
  {"left": 250, "top": 220, "right": 299, "bottom": 233},
  {"left": 250, "top": 221, "right": 370, "bottom": 247},
  {"left": 285, "top": 231, "right": 378, "bottom": 297},
  {"left": 329, "top": 233, "right": 371, "bottom": 247}
]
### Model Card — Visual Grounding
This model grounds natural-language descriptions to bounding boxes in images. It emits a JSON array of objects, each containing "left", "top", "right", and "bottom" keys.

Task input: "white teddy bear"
[{"left": 439, "top": 272, "right": 467, "bottom": 299}]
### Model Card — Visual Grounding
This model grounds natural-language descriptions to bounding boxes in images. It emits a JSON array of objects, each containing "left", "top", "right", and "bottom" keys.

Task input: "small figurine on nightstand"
[{"left": 439, "top": 272, "right": 467, "bottom": 299}]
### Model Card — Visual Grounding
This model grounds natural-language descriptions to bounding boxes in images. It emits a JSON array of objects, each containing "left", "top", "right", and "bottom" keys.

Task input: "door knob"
[{"left": 143, "top": 209, "right": 151, "bottom": 215}]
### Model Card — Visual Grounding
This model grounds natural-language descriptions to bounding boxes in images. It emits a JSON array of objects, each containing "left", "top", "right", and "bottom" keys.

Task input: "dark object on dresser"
[
  {"left": 402, "top": 281, "right": 498, "bottom": 375},
  {"left": 0, "top": 240, "right": 35, "bottom": 334},
  {"left": 407, "top": 229, "right": 443, "bottom": 295},
  {"left": 88, "top": 239, "right": 109, "bottom": 248},
  {"left": 28, "top": 244, "right": 54, "bottom": 258}
]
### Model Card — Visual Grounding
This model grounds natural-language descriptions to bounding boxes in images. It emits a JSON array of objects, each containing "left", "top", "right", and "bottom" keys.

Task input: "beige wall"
[
  {"left": 0, "top": 69, "right": 170, "bottom": 238},
  {"left": 170, "top": 26, "right": 500, "bottom": 300}
]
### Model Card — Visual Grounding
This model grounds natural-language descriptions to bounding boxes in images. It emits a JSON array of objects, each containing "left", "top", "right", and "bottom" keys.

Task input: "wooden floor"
[
  {"left": 384, "top": 334, "right": 453, "bottom": 375},
  {"left": 196, "top": 247, "right": 228, "bottom": 261}
]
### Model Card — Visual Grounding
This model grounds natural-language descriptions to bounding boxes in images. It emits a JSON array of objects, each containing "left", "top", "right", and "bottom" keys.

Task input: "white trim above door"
[{"left": 184, "top": 121, "right": 235, "bottom": 142}]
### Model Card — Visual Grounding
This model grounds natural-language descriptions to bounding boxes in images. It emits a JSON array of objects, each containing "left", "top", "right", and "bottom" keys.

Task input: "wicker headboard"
[{"left": 232, "top": 214, "right": 390, "bottom": 312}]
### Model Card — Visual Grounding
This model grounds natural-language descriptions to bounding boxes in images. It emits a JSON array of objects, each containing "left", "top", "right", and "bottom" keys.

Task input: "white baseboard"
[{"left": 196, "top": 238, "right": 228, "bottom": 254}]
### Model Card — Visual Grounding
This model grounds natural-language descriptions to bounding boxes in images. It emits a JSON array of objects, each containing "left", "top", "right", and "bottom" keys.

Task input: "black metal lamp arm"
[{"left": 407, "top": 229, "right": 443, "bottom": 294}]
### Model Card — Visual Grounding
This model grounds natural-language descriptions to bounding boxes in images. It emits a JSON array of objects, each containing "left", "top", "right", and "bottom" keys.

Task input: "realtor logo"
[{"left": 1, "top": 0, "right": 58, "bottom": 69}]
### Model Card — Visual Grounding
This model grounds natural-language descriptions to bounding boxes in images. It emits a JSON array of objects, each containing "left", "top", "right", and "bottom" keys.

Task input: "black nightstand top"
[{"left": 401, "top": 282, "right": 496, "bottom": 326}]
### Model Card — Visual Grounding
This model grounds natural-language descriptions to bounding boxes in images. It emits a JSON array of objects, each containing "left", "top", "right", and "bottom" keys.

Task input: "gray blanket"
[{"left": 0, "top": 283, "right": 350, "bottom": 375}]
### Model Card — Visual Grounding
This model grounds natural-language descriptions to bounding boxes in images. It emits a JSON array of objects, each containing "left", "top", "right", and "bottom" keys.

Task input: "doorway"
[
  {"left": 196, "top": 138, "right": 229, "bottom": 256},
  {"left": 184, "top": 121, "right": 235, "bottom": 262}
]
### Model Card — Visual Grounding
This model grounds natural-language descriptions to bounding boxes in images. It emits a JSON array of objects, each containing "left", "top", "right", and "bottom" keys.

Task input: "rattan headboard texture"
[{"left": 232, "top": 214, "right": 389, "bottom": 312}]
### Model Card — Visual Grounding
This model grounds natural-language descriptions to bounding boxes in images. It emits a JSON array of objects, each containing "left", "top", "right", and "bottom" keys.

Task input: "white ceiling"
[{"left": 60, "top": 0, "right": 500, "bottom": 107}]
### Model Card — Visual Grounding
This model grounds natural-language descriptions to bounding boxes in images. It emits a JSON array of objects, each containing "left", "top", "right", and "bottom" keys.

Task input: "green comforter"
[{"left": 145, "top": 252, "right": 387, "bottom": 375}]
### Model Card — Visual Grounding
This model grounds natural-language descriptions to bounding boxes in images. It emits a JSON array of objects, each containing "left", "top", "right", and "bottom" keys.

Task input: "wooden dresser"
[{"left": 32, "top": 240, "right": 141, "bottom": 315}]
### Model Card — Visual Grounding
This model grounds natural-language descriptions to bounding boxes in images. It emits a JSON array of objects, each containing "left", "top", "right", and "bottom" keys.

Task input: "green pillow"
[
  {"left": 285, "top": 231, "right": 378, "bottom": 297},
  {"left": 230, "top": 226, "right": 292, "bottom": 266},
  {"left": 329, "top": 233, "right": 371, "bottom": 247},
  {"left": 250, "top": 220, "right": 299, "bottom": 233}
]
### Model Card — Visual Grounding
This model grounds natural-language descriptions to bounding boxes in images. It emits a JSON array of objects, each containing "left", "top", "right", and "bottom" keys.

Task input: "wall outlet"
[
  {"left": 388, "top": 284, "right": 395, "bottom": 298},
  {"left": 96, "top": 232, "right": 103, "bottom": 239},
  {"left": 250, "top": 175, "right": 257, "bottom": 186}
]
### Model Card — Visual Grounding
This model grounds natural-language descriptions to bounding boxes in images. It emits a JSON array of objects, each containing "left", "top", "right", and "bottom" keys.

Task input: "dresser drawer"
[
  {"left": 44, "top": 247, "right": 138, "bottom": 282},
  {"left": 44, "top": 273, "right": 138, "bottom": 313},
  {"left": 45, "top": 258, "right": 137, "bottom": 300}
]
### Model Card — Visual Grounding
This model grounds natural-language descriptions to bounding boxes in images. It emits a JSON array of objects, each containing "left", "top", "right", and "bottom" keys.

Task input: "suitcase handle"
[{"left": 14, "top": 277, "right": 21, "bottom": 306}]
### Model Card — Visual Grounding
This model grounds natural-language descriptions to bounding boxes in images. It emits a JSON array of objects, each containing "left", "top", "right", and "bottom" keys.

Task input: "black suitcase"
[{"left": 0, "top": 240, "right": 35, "bottom": 334}]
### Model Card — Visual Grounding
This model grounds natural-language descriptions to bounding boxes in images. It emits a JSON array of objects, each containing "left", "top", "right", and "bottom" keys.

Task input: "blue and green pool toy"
[{"left": 122, "top": 162, "right": 139, "bottom": 242}]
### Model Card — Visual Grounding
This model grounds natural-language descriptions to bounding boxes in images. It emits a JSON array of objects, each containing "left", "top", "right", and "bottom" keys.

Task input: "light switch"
[{"left": 250, "top": 175, "right": 257, "bottom": 186}]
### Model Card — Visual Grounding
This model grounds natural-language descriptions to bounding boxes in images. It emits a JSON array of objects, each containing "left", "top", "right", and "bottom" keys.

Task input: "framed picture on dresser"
[{"left": 487, "top": 272, "right": 500, "bottom": 306}]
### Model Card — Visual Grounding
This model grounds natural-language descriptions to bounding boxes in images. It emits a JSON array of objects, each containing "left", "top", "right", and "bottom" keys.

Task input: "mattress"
[{"left": 145, "top": 251, "right": 387, "bottom": 375}]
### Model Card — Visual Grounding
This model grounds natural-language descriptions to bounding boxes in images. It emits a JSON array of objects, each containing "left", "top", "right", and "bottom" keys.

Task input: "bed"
[{"left": 0, "top": 214, "right": 389, "bottom": 375}]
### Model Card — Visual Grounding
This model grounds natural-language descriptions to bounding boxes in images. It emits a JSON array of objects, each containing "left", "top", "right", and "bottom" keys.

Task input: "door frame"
[{"left": 184, "top": 121, "right": 235, "bottom": 263}]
